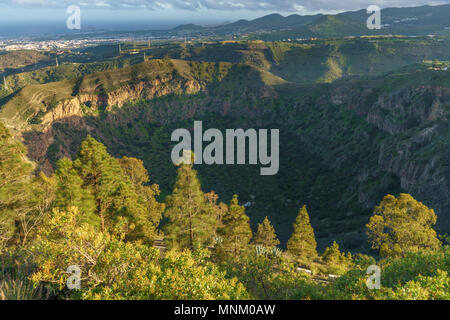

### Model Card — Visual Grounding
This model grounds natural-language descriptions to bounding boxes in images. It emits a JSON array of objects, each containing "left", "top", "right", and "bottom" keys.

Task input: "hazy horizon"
[{"left": 0, "top": 1, "right": 449, "bottom": 38}]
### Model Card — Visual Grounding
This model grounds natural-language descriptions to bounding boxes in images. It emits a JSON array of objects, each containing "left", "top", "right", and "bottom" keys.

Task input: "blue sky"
[{"left": 0, "top": 0, "right": 449, "bottom": 26}]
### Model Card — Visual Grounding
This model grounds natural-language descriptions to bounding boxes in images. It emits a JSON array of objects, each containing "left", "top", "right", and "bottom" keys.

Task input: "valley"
[
  {"left": 1, "top": 36, "right": 449, "bottom": 252},
  {"left": 1, "top": 2, "right": 450, "bottom": 302}
]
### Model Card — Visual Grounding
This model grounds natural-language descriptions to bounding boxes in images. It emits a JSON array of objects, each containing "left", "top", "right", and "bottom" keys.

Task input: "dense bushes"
[
  {"left": 327, "top": 248, "right": 449, "bottom": 299},
  {"left": 0, "top": 124, "right": 448, "bottom": 300}
]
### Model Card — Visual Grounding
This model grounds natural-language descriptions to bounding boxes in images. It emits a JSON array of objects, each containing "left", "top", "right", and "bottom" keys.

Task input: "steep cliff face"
[
  {"left": 40, "top": 78, "right": 201, "bottom": 127},
  {"left": 331, "top": 83, "right": 450, "bottom": 231},
  {"left": 22, "top": 76, "right": 203, "bottom": 176}
]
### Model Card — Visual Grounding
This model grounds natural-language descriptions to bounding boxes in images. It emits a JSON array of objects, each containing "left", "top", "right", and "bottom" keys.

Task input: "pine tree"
[
  {"left": 218, "top": 195, "right": 252, "bottom": 259},
  {"left": 367, "top": 193, "right": 441, "bottom": 258},
  {"left": 204, "top": 191, "right": 227, "bottom": 239},
  {"left": 164, "top": 162, "right": 216, "bottom": 251},
  {"left": 322, "top": 241, "right": 353, "bottom": 273},
  {"left": 322, "top": 241, "right": 342, "bottom": 265},
  {"left": 54, "top": 158, "right": 97, "bottom": 225},
  {"left": 253, "top": 216, "right": 280, "bottom": 248},
  {"left": 66, "top": 135, "right": 161, "bottom": 243},
  {"left": 73, "top": 135, "right": 128, "bottom": 231},
  {"left": 119, "top": 156, "right": 164, "bottom": 242},
  {"left": 287, "top": 205, "right": 317, "bottom": 261}
]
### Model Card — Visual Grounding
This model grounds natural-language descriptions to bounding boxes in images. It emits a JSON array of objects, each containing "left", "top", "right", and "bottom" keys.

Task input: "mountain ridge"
[{"left": 172, "top": 3, "right": 450, "bottom": 39}]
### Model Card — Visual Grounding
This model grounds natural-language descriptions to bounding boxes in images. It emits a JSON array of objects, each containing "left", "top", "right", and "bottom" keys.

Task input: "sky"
[{"left": 0, "top": 0, "right": 449, "bottom": 27}]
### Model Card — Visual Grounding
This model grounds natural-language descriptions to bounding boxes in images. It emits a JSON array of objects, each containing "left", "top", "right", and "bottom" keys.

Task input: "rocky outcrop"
[
  {"left": 24, "top": 76, "right": 202, "bottom": 177},
  {"left": 332, "top": 84, "right": 450, "bottom": 230},
  {"left": 41, "top": 99, "right": 83, "bottom": 126},
  {"left": 40, "top": 78, "right": 202, "bottom": 128}
]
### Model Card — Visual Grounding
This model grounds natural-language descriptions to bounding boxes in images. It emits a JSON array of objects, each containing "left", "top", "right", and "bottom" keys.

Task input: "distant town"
[{"left": 0, "top": 38, "right": 140, "bottom": 51}]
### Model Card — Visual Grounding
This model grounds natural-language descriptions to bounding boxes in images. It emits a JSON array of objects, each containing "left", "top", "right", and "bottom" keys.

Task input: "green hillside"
[
  {"left": 0, "top": 50, "right": 49, "bottom": 73},
  {"left": 169, "top": 38, "right": 450, "bottom": 83},
  {"left": 2, "top": 47, "right": 448, "bottom": 252},
  {"left": 166, "top": 4, "right": 450, "bottom": 40}
]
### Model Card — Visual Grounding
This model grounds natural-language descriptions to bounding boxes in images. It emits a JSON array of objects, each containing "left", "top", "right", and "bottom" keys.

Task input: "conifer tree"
[
  {"left": 64, "top": 135, "right": 162, "bottom": 243},
  {"left": 204, "top": 191, "right": 227, "bottom": 238},
  {"left": 322, "top": 241, "right": 353, "bottom": 274},
  {"left": 322, "top": 241, "right": 343, "bottom": 265},
  {"left": 119, "top": 156, "right": 164, "bottom": 242},
  {"left": 367, "top": 193, "right": 441, "bottom": 258},
  {"left": 73, "top": 135, "right": 126, "bottom": 231},
  {"left": 54, "top": 158, "right": 97, "bottom": 225},
  {"left": 253, "top": 216, "right": 280, "bottom": 248},
  {"left": 218, "top": 195, "right": 252, "bottom": 259},
  {"left": 164, "top": 162, "right": 216, "bottom": 250},
  {"left": 287, "top": 205, "right": 317, "bottom": 261}
]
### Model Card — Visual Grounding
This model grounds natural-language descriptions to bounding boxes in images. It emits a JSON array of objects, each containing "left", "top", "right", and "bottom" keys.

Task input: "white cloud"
[{"left": 5, "top": 0, "right": 450, "bottom": 13}]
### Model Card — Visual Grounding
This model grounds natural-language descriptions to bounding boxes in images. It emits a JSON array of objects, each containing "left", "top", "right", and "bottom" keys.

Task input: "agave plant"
[
  {"left": 0, "top": 273, "right": 49, "bottom": 300},
  {"left": 0, "top": 260, "right": 50, "bottom": 301}
]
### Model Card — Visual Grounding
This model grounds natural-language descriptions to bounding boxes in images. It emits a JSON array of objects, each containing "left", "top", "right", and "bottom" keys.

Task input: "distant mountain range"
[
  {"left": 173, "top": 4, "right": 450, "bottom": 39},
  {"left": 19, "top": 3, "right": 449, "bottom": 42}
]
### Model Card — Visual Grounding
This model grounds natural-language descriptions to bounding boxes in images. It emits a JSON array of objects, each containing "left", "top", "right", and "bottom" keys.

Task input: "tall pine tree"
[
  {"left": 73, "top": 135, "right": 126, "bottom": 231},
  {"left": 119, "top": 156, "right": 165, "bottom": 242},
  {"left": 218, "top": 195, "right": 252, "bottom": 259},
  {"left": 287, "top": 205, "right": 317, "bottom": 261},
  {"left": 54, "top": 158, "right": 97, "bottom": 226},
  {"left": 54, "top": 135, "right": 162, "bottom": 243},
  {"left": 204, "top": 191, "right": 227, "bottom": 241},
  {"left": 164, "top": 162, "right": 216, "bottom": 251}
]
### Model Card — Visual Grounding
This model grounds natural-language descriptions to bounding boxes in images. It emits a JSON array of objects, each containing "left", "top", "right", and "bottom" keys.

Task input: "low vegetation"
[{"left": 0, "top": 124, "right": 447, "bottom": 300}]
